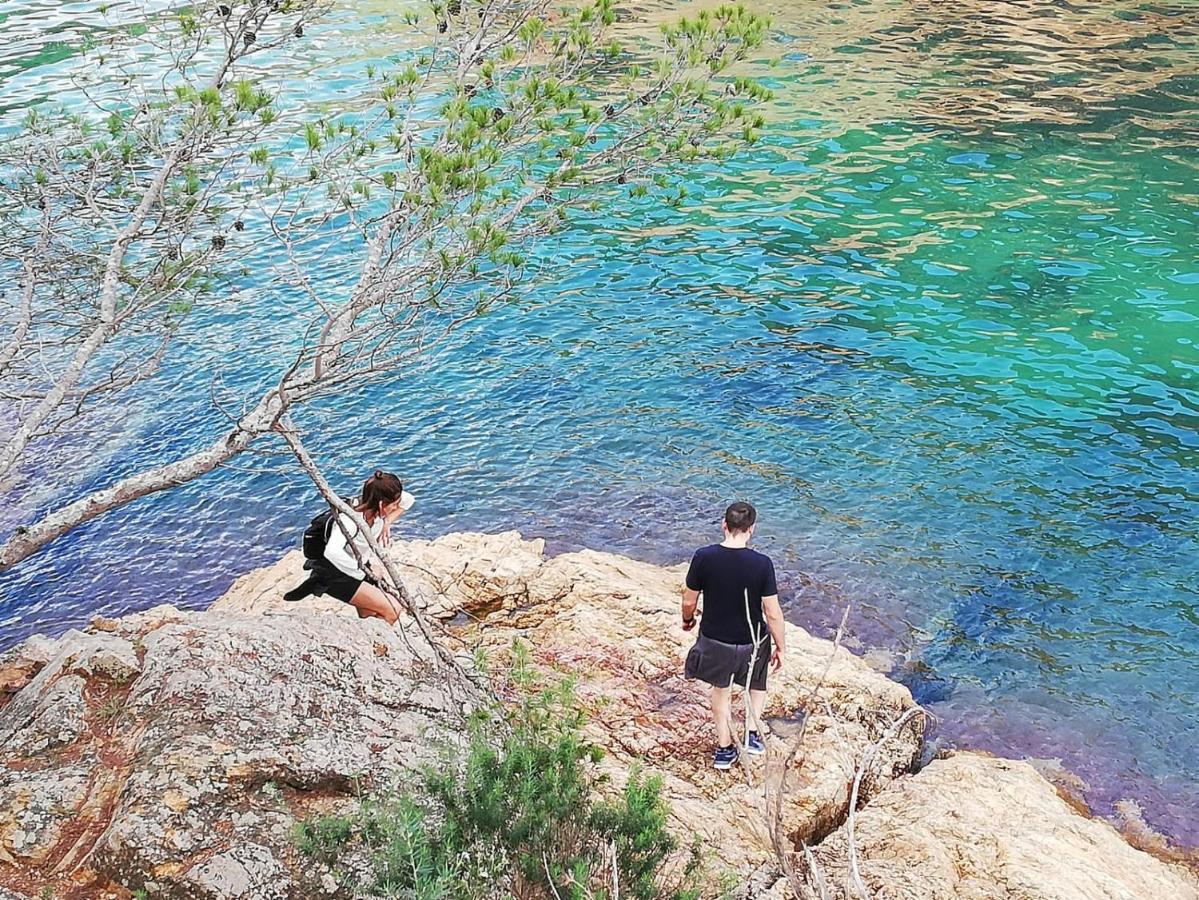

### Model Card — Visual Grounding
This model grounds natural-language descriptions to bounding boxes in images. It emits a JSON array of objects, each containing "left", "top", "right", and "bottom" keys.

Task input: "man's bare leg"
[
  {"left": 711, "top": 685, "right": 733, "bottom": 746},
  {"left": 748, "top": 689, "right": 767, "bottom": 734}
]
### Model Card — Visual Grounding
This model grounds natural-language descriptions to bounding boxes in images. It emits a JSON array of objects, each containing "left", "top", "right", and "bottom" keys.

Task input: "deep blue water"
[{"left": 1, "top": 0, "right": 1197, "bottom": 848}]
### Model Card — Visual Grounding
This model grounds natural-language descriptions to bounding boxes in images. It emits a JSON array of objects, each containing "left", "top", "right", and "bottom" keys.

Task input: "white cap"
[{"left": 399, "top": 490, "right": 416, "bottom": 511}]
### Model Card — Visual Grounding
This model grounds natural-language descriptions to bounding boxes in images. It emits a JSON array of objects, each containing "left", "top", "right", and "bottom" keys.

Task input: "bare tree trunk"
[{"left": 0, "top": 392, "right": 283, "bottom": 571}]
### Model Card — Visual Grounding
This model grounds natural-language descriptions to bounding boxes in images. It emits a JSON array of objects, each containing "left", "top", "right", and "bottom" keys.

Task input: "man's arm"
[
  {"left": 762, "top": 593, "right": 785, "bottom": 669},
  {"left": 681, "top": 587, "right": 699, "bottom": 631},
  {"left": 682, "top": 550, "right": 704, "bottom": 631}
]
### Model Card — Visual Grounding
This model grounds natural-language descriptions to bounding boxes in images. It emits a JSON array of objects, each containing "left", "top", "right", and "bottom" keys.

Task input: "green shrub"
[
  {"left": 298, "top": 644, "right": 701, "bottom": 898},
  {"left": 293, "top": 813, "right": 354, "bottom": 865}
]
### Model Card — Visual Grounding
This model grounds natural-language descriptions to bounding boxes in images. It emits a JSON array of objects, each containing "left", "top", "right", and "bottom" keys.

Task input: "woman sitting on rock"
[{"left": 286, "top": 470, "right": 414, "bottom": 624}]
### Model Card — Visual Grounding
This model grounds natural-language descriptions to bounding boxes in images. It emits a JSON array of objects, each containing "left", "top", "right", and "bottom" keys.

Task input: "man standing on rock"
[{"left": 682, "top": 501, "right": 786, "bottom": 769}]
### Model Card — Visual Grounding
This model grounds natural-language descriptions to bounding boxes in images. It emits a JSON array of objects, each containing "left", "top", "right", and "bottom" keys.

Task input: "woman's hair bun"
[{"left": 359, "top": 469, "right": 402, "bottom": 512}]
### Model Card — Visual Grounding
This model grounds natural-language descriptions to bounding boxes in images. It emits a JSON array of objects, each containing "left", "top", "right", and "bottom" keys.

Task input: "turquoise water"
[{"left": 1, "top": 0, "right": 1197, "bottom": 846}]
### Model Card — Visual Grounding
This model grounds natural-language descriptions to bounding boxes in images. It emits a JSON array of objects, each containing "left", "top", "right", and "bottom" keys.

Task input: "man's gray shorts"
[{"left": 685, "top": 633, "right": 770, "bottom": 691}]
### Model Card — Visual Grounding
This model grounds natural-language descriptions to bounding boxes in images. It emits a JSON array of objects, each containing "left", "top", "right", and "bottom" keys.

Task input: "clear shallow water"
[{"left": 2, "top": 0, "right": 1198, "bottom": 846}]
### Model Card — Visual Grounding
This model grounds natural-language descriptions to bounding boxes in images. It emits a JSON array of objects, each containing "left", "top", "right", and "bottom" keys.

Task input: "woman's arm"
[{"left": 379, "top": 491, "right": 415, "bottom": 547}]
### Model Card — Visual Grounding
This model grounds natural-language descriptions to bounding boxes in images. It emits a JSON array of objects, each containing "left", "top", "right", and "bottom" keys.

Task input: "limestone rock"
[
  {"left": 0, "top": 604, "right": 460, "bottom": 898},
  {"left": 1, "top": 634, "right": 58, "bottom": 669},
  {"left": 1, "top": 531, "right": 1187, "bottom": 899},
  {"left": 186, "top": 842, "right": 287, "bottom": 899},
  {"left": 390, "top": 530, "right": 555, "bottom": 620},
  {"left": 0, "top": 673, "right": 87, "bottom": 757},
  {"left": 58, "top": 629, "right": 141, "bottom": 681},
  {"left": 391, "top": 535, "right": 924, "bottom": 871},
  {"left": 0, "top": 629, "right": 139, "bottom": 727},
  {"left": 91, "top": 602, "right": 190, "bottom": 640},
  {"left": 810, "top": 752, "right": 1199, "bottom": 900},
  {"left": 0, "top": 760, "right": 93, "bottom": 866},
  {"left": 95, "top": 613, "right": 460, "bottom": 897},
  {"left": 0, "top": 631, "right": 143, "bottom": 766}
]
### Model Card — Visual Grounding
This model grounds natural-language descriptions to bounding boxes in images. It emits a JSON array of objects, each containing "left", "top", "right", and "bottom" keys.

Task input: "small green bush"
[
  {"left": 298, "top": 643, "right": 701, "bottom": 898},
  {"left": 293, "top": 813, "right": 354, "bottom": 865}
]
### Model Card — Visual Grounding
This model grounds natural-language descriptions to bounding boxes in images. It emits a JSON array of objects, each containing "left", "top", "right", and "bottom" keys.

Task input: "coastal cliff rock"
[
  {"left": 0, "top": 603, "right": 461, "bottom": 898},
  {"left": 211, "top": 531, "right": 926, "bottom": 886},
  {"left": 811, "top": 752, "right": 1199, "bottom": 900},
  {"left": 383, "top": 532, "right": 925, "bottom": 864},
  {"left": 0, "top": 531, "right": 1195, "bottom": 899}
]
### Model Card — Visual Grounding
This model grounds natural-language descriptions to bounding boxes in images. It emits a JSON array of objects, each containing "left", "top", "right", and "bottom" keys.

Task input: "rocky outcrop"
[
  {"left": 383, "top": 532, "right": 925, "bottom": 871},
  {"left": 207, "top": 532, "right": 927, "bottom": 888},
  {"left": 1, "top": 531, "right": 1195, "bottom": 899},
  {"left": 811, "top": 752, "right": 1199, "bottom": 900},
  {"left": 0, "top": 600, "right": 461, "bottom": 898}
]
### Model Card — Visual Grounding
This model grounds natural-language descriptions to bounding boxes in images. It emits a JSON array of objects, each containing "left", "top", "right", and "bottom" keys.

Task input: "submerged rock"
[{"left": 0, "top": 531, "right": 1192, "bottom": 899}]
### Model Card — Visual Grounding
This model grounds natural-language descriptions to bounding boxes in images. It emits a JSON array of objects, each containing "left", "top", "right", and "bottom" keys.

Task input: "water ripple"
[{"left": 1, "top": 0, "right": 1198, "bottom": 850}]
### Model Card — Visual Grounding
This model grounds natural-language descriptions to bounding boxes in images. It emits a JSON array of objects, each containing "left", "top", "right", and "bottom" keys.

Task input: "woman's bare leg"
[{"left": 349, "top": 582, "right": 399, "bottom": 625}]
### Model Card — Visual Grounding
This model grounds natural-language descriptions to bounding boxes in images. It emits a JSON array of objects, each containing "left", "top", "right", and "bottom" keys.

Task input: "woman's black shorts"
[
  {"left": 685, "top": 633, "right": 771, "bottom": 691},
  {"left": 309, "top": 562, "right": 365, "bottom": 604}
]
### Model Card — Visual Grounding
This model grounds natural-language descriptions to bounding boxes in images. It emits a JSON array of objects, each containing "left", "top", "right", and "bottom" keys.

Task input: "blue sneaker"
[
  {"left": 746, "top": 730, "right": 766, "bottom": 755},
  {"left": 714, "top": 744, "right": 739, "bottom": 770}
]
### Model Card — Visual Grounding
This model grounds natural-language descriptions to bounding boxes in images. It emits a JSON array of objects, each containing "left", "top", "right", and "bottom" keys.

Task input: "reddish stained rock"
[{"left": 0, "top": 607, "right": 462, "bottom": 899}]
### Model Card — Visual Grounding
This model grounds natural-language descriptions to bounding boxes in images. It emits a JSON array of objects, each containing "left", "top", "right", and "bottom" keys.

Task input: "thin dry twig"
[
  {"left": 765, "top": 604, "right": 852, "bottom": 900},
  {"left": 844, "top": 706, "right": 927, "bottom": 900}
]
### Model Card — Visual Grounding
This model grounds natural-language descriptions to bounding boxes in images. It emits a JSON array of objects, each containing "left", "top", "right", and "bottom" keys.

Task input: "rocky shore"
[{"left": 1, "top": 531, "right": 1195, "bottom": 899}]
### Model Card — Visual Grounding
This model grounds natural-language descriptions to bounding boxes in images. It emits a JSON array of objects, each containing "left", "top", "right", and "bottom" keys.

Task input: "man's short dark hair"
[{"left": 724, "top": 501, "right": 757, "bottom": 534}]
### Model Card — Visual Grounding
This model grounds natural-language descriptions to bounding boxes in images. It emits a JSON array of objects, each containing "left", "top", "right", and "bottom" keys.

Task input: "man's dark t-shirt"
[{"left": 685, "top": 544, "right": 778, "bottom": 645}]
